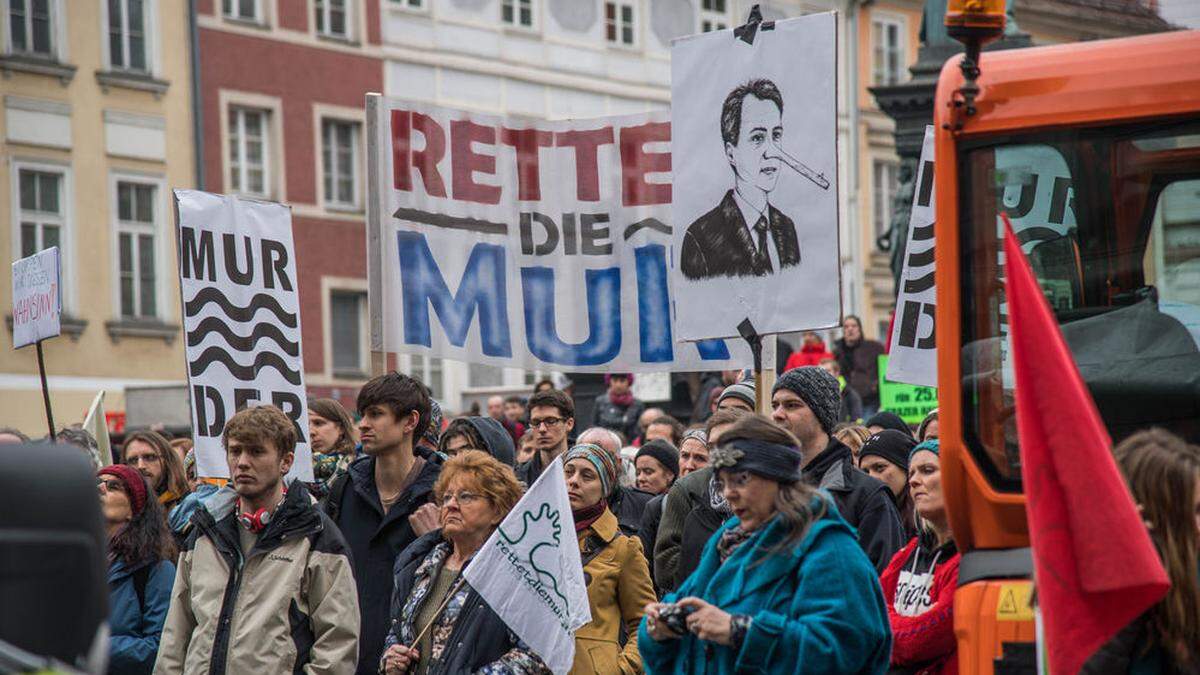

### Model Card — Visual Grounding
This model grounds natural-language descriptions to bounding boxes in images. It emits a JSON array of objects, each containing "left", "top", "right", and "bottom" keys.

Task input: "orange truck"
[{"left": 933, "top": 4, "right": 1200, "bottom": 672}]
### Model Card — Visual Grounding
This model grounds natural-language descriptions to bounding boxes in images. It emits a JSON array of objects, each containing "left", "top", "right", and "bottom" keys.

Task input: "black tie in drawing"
[{"left": 753, "top": 216, "right": 773, "bottom": 274}]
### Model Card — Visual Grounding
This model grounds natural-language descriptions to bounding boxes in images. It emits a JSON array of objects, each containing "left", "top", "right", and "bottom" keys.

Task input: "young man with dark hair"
[
  {"left": 323, "top": 372, "right": 441, "bottom": 675},
  {"left": 514, "top": 388, "right": 574, "bottom": 485},
  {"left": 155, "top": 406, "right": 359, "bottom": 674}
]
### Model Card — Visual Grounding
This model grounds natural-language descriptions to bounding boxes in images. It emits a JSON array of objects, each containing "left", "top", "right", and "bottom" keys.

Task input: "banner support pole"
[{"left": 36, "top": 340, "right": 55, "bottom": 438}]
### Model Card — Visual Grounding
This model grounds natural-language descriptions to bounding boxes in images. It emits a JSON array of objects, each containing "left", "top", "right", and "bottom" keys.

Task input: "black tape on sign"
[
  {"left": 734, "top": 4, "right": 775, "bottom": 45},
  {"left": 738, "top": 318, "right": 763, "bottom": 374}
]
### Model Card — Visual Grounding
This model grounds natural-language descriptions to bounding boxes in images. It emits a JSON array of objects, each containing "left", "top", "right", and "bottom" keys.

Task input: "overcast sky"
[{"left": 1157, "top": 0, "right": 1200, "bottom": 28}]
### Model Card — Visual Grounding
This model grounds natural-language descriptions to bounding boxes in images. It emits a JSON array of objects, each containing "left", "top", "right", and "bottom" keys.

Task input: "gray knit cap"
[
  {"left": 772, "top": 366, "right": 841, "bottom": 434},
  {"left": 717, "top": 381, "right": 756, "bottom": 409}
]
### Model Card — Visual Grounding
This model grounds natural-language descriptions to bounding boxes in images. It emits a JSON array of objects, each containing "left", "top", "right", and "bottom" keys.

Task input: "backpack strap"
[
  {"left": 324, "top": 472, "right": 350, "bottom": 524},
  {"left": 580, "top": 532, "right": 610, "bottom": 570}
]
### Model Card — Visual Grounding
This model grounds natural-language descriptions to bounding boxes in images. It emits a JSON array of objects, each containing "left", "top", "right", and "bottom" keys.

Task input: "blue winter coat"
[
  {"left": 167, "top": 482, "right": 218, "bottom": 536},
  {"left": 638, "top": 499, "right": 892, "bottom": 674},
  {"left": 107, "top": 557, "right": 175, "bottom": 675}
]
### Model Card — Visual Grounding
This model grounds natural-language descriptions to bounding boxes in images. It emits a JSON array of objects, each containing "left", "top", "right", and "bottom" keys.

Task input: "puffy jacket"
[
  {"left": 803, "top": 438, "right": 906, "bottom": 572},
  {"left": 834, "top": 338, "right": 887, "bottom": 408},
  {"left": 168, "top": 483, "right": 219, "bottom": 546},
  {"left": 784, "top": 340, "right": 835, "bottom": 371},
  {"left": 879, "top": 535, "right": 961, "bottom": 675},
  {"left": 108, "top": 557, "right": 175, "bottom": 675},
  {"left": 591, "top": 394, "right": 645, "bottom": 443},
  {"left": 638, "top": 502, "right": 892, "bottom": 674},
  {"left": 323, "top": 453, "right": 441, "bottom": 675},
  {"left": 153, "top": 483, "right": 360, "bottom": 675},
  {"left": 574, "top": 508, "right": 657, "bottom": 675},
  {"left": 384, "top": 531, "right": 549, "bottom": 674}
]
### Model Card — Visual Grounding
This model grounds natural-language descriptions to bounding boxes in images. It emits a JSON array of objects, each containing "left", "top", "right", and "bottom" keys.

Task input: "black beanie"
[
  {"left": 857, "top": 430, "right": 917, "bottom": 473},
  {"left": 865, "top": 411, "right": 914, "bottom": 439},
  {"left": 636, "top": 440, "right": 680, "bottom": 479}
]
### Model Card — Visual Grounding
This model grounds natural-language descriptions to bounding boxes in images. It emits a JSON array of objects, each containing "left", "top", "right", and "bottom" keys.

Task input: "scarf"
[
  {"left": 609, "top": 389, "right": 635, "bottom": 407},
  {"left": 708, "top": 473, "right": 733, "bottom": 515},
  {"left": 717, "top": 524, "right": 755, "bottom": 564},
  {"left": 572, "top": 501, "right": 606, "bottom": 533}
]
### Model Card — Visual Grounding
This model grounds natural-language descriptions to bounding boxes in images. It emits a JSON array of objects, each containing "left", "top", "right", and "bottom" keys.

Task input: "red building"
[{"left": 195, "top": 0, "right": 383, "bottom": 409}]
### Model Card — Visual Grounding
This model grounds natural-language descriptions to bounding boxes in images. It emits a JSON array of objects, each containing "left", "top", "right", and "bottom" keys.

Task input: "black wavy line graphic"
[
  {"left": 910, "top": 223, "right": 934, "bottom": 242},
  {"left": 907, "top": 247, "right": 936, "bottom": 268},
  {"left": 189, "top": 346, "right": 302, "bottom": 385},
  {"left": 187, "top": 317, "right": 299, "bottom": 357},
  {"left": 184, "top": 287, "right": 296, "bottom": 328},
  {"left": 623, "top": 217, "right": 672, "bottom": 240},
  {"left": 904, "top": 271, "right": 935, "bottom": 294}
]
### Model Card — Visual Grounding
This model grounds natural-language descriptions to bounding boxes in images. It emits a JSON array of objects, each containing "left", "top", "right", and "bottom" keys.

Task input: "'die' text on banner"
[
  {"left": 12, "top": 246, "right": 62, "bottom": 349},
  {"left": 886, "top": 126, "right": 936, "bottom": 388},
  {"left": 174, "top": 190, "right": 312, "bottom": 481},
  {"left": 366, "top": 96, "right": 751, "bottom": 372}
]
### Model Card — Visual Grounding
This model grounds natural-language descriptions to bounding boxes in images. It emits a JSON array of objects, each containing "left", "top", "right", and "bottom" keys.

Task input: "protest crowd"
[{"left": 2, "top": 316, "right": 1196, "bottom": 675}]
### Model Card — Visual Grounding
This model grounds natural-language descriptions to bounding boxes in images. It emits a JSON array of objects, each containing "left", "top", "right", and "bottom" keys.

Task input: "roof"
[{"left": 1019, "top": 0, "right": 1174, "bottom": 33}]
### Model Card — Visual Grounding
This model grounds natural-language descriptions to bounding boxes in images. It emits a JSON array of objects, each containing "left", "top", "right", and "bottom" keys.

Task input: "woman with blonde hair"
[
  {"left": 1084, "top": 428, "right": 1200, "bottom": 674},
  {"left": 833, "top": 423, "right": 873, "bottom": 463}
]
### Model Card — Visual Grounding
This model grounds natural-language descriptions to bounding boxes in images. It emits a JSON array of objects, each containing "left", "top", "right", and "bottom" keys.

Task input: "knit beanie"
[
  {"left": 717, "top": 381, "right": 756, "bottom": 409},
  {"left": 98, "top": 464, "right": 149, "bottom": 517},
  {"left": 866, "top": 411, "right": 914, "bottom": 438},
  {"left": 635, "top": 440, "right": 680, "bottom": 479},
  {"left": 909, "top": 438, "right": 940, "bottom": 462},
  {"left": 564, "top": 444, "right": 619, "bottom": 498},
  {"left": 710, "top": 437, "right": 803, "bottom": 484},
  {"left": 858, "top": 430, "right": 917, "bottom": 473},
  {"left": 772, "top": 366, "right": 841, "bottom": 434}
]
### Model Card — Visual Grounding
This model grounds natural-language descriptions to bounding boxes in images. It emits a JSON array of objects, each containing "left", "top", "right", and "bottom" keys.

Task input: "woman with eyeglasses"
[
  {"left": 381, "top": 451, "right": 549, "bottom": 674},
  {"left": 565, "top": 443, "right": 658, "bottom": 674},
  {"left": 98, "top": 464, "right": 177, "bottom": 675},
  {"left": 639, "top": 414, "right": 891, "bottom": 674}
]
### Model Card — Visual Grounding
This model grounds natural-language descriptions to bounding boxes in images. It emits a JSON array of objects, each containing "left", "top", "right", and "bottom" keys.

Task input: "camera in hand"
[{"left": 657, "top": 603, "right": 695, "bottom": 635}]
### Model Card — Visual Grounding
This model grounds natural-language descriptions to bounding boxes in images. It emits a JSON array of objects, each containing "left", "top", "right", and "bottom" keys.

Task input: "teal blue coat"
[{"left": 638, "top": 500, "right": 891, "bottom": 674}]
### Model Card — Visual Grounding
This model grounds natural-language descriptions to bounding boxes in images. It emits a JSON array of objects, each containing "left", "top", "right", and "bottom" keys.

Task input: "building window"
[
  {"left": 330, "top": 290, "right": 368, "bottom": 376},
  {"left": 700, "top": 0, "right": 729, "bottom": 32},
  {"left": 872, "top": 17, "right": 904, "bottom": 86},
  {"left": 322, "top": 119, "right": 360, "bottom": 209},
  {"left": 501, "top": 0, "right": 533, "bottom": 28},
  {"left": 9, "top": 0, "right": 54, "bottom": 56},
  {"left": 873, "top": 160, "right": 899, "bottom": 240},
  {"left": 315, "top": 0, "right": 349, "bottom": 39},
  {"left": 116, "top": 181, "right": 157, "bottom": 318},
  {"left": 228, "top": 107, "right": 270, "bottom": 197},
  {"left": 411, "top": 354, "right": 444, "bottom": 400},
  {"left": 391, "top": 0, "right": 422, "bottom": 7},
  {"left": 222, "top": 0, "right": 259, "bottom": 21},
  {"left": 107, "top": 0, "right": 147, "bottom": 72},
  {"left": 18, "top": 169, "right": 62, "bottom": 259},
  {"left": 605, "top": 1, "right": 635, "bottom": 45}
]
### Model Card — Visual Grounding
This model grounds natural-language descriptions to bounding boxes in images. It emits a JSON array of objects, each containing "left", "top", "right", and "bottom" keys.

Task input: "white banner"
[
  {"left": 887, "top": 126, "right": 937, "bottom": 388},
  {"left": 11, "top": 246, "right": 61, "bottom": 349},
  {"left": 670, "top": 12, "right": 841, "bottom": 341},
  {"left": 174, "top": 190, "right": 312, "bottom": 481},
  {"left": 463, "top": 456, "right": 591, "bottom": 674},
  {"left": 366, "top": 96, "right": 751, "bottom": 373}
]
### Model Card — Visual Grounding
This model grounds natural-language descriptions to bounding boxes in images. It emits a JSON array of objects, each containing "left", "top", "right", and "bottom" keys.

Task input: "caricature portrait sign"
[{"left": 671, "top": 12, "right": 841, "bottom": 341}]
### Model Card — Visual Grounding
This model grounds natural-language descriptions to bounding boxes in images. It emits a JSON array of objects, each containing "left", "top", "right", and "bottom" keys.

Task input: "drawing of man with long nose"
[{"left": 681, "top": 78, "right": 824, "bottom": 281}]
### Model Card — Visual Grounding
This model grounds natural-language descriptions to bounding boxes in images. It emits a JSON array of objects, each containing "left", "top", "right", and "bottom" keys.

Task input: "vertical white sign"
[
  {"left": 887, "top": 127, "right": 938, "bottom": 388},
  {"left": 11, "top": 247, "right": 62, "bottom": 349},
  {"left": 174, "top": 190, "right": 312, "bottom": 481}
]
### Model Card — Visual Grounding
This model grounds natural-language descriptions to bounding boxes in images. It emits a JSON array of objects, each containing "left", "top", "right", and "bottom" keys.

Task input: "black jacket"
[
  {"left": 680, "top": 190, "right": 801, "bottom": 280},
  {"left": 388, "top": 532, "right": 535, "bottom": 675},
  {"left": 674, "top": 487, "right": 728, "bottom": 591},
  {"left": 323, "top": 454, "right": 442, "bottom": 675},
  {"left": 834, "top": 337, "right": 887, "bottom": 408},
  {"left": 591, "top": 394, "right": 645, "bottom": 443},
  {"left": 840, "top": 384, "right": 864, "bottom": 424},
  {"left": 802, "top": 438, "right": 905, "bottom": 572},
  {"left": 514, "top": 449, "right": 554, "bottom": 487},
  {"left": 609, "top": 485, "right": 653, "bottom": 538},
  {"left": 638, "top": 494, "right": 666, "bottom": 596}
]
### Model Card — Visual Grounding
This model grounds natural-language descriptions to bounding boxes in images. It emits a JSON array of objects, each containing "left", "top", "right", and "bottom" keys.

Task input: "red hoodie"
[
  {"left": 784, "top": 339, "right": 834, "bottom": 371},
  {"left": 879, "top": 536, "right": 961, "bottom": 675}
]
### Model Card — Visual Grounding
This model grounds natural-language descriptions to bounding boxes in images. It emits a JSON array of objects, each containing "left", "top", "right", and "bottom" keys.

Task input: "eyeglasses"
[
  {"left": 711, "top": 471, "right": 753, "bottom": 494},
  {"left": 98, "top": 479, "right": 125, "bottom": 493},
  {"left": 529, "top": 417, "right": 564, "bottom": 429},
  {"left": 127, "top": 454, "right": 160, "bottom": 465},
  {"left": 440, "top": 491, "right": 484, "bottom": 507}
]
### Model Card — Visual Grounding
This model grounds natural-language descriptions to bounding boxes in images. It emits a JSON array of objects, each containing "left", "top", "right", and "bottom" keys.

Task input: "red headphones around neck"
[{"left": 239, "top": 489, "right": 287, "bottom": 533}]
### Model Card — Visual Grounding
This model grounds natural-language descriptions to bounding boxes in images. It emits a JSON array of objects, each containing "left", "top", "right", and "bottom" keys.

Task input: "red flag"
[{"left": 1003, "top": 215, "right": 1169, "bottom": 675}]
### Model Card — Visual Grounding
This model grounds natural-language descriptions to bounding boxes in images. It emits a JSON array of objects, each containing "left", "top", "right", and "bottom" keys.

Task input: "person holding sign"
[
  {"left": 381, "top": 451, "right": 549, "bottom": 674},
  {"left": 639, "top": 415, "right": 891, "bottom": 674},
  {"left": 563, "top": 443, "right": 657, "bottom": 675}
]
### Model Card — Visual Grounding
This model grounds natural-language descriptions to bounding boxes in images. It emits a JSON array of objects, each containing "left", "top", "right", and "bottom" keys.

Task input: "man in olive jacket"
[{"left": 154, "top": 406, "right": 359, "bottom": 675}]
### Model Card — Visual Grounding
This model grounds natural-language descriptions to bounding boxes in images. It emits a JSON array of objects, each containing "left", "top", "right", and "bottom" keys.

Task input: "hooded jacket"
[
  {"left": 464, "top": 416, "right": 515, "bottom": 465},
  {"left": 153, "top": 483, "right": 359, "bottom": 675},
  {"left": 323, "top": 453, "right": 441, "bottom": 675},
  {"left": 108, "top": 557, "right": 175, "bottom": 675},
  {"left": 879, "top": 535, "right": 961, "bottom": 675},
  {"left": 638, "top": 502, "right": 892, "bottom": 675},
  {"left": 803, "top": 438, "right": 905, "bottom": 572}
]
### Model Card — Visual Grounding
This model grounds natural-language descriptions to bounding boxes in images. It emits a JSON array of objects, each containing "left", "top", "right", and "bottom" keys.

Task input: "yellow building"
[{"left": 1, "top": 1, "right": 194, "bottom": 436}]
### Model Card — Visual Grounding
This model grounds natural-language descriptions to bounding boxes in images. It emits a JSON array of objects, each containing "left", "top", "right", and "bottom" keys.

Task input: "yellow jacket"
[{"left": 572, "top": 507, "right": 657, "bottom": 675}]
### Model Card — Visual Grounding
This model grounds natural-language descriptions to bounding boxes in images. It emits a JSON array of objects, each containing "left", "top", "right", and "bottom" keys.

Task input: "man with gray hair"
[{"left": 577, "top": 426, "right": 653, "bottom": 537}]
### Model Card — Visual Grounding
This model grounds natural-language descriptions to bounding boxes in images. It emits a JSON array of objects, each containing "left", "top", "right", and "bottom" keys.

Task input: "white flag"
[
  {"left": 462, "top": 456, "right": 591, "bottom": 674},
  {"left": 83, "top": 391, "right": 112, "bottom": 467}
]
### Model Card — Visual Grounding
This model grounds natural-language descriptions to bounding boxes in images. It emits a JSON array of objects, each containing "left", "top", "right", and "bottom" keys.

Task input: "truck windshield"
[{"left": 959, "top": 119, "right": 1200, "bottom": 492}]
